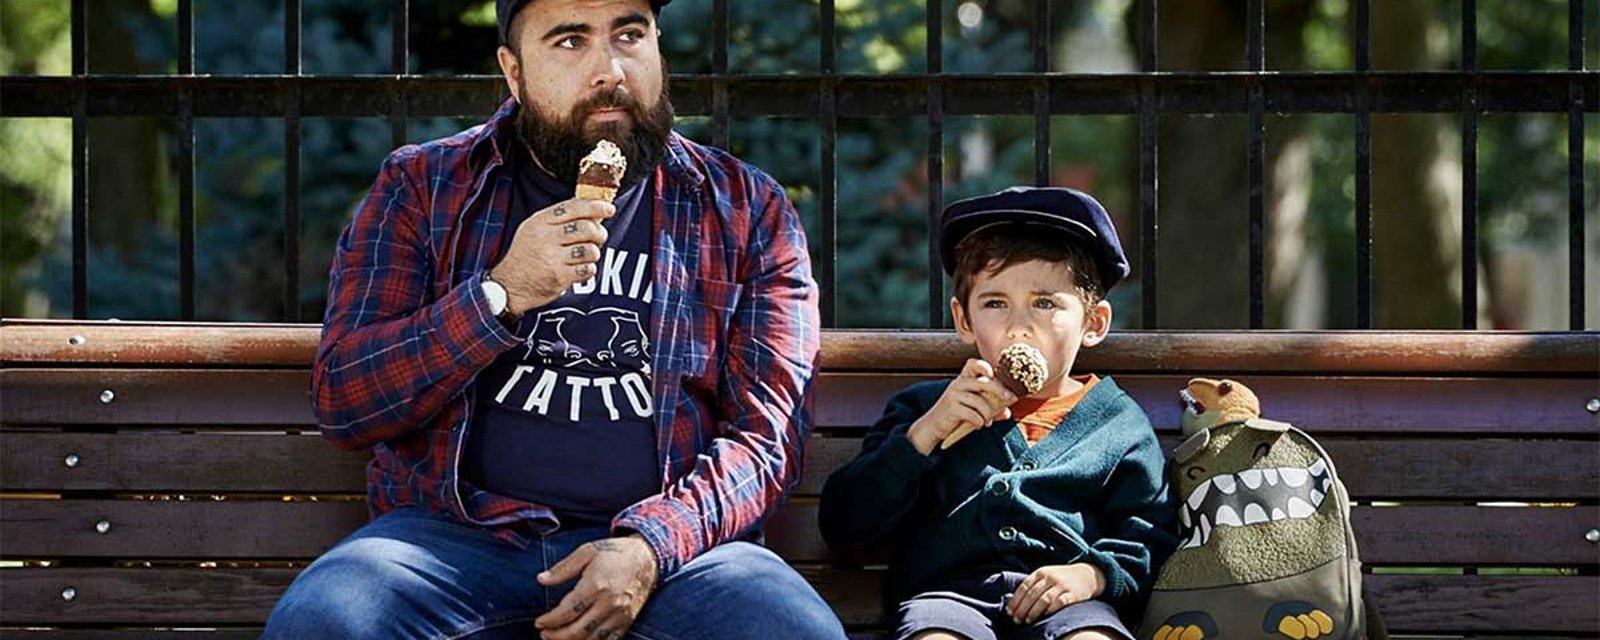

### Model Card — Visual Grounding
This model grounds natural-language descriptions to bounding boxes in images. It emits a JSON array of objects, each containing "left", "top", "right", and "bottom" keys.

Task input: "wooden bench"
[{"left": 3, "top": 319, "right": 1597, "bottom": 638}]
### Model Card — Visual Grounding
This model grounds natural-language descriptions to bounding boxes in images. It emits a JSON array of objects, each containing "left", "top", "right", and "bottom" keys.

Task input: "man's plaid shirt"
[{"left": 312, "top": 98, "right": 820, "bottom": 578}]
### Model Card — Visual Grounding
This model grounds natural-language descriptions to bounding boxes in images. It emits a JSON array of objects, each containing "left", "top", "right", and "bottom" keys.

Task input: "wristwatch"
[{"left": 481, "top": 274, "right": 518, "bottom": 324}]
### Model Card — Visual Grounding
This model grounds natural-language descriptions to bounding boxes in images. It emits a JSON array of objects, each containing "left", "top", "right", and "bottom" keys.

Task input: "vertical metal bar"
[
  {"left": 390, "top": 0, "right": 409, "bottom": 149},
  {"left": 1354, "top": 0, "right": 1370, "bottom": 72},
  {"left": 178, "top": 0, "right": 195, "bottom": 319},
  {"left": 1569, "top": 0, "right": 1587, "bottom": 329},
  {"left": 1460, "top": 0, "right": 1478, "bottom": 329},
  {"left": 819, "top": 0, "right": 837, "bottom": 327},
  {"left": 285, "top": 0, "right": 302, "bottom": 322},
  {"left": 927, "top": 0, "right": 945, "bottom": 327},
  {"left": 71, "top": 0, "right": 87, "bottom": 318},
  {"left": 1247, "top": 0, "right": 1265, "bottom": 328},
  {"left": 1354, "top": 0, "right": 1372, "bottom": 328},
  {"left": 1138, "top": 0, "right": 1158, "bottom": 328},
  {"left": 1032, "top": 0, "right": 1050, "bottom": 186},
  {"left": 711, "top": 0, "right": 729, "bottom": 150}
]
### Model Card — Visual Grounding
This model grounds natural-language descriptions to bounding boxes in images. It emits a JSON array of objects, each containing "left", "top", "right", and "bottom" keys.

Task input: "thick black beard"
[{"left": 516, "top": 81, "right": 674, "bottom": 190}]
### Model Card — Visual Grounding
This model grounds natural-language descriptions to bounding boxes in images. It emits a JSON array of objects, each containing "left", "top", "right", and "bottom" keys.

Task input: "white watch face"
[{"left": 482, "top": 279, "right": 508, "bottom": 315}]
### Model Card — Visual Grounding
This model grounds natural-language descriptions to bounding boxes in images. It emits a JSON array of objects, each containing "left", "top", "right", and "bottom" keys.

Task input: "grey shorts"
[{"left": 895, "top": 572, "right": 1133, "bottom": 640}]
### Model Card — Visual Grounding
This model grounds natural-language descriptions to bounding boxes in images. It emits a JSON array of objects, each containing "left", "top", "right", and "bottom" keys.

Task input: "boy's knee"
[
  {"left": 1058, "top": 628, "right": 1120, "bottom": 640},
  {"left": 910, "top": 632, "right": 968, "bottom": 640}
]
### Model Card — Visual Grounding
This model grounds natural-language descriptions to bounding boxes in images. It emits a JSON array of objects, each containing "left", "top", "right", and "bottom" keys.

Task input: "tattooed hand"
[
  {"left": 534, "top": 534, "right": 659, "bottom": 640},
  {"left": 489, "top": 197, "right": 616, "bottom": 316}
]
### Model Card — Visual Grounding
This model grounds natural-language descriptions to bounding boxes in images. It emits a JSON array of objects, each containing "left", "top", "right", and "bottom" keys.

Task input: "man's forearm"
[{"left": 314, "top": 274, "right": 519, "bottom": 449}]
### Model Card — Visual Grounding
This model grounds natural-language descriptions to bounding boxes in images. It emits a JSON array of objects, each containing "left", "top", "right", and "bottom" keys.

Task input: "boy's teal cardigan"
[{"left": 818, "top": 376, "right": 1179, "bottom": 620}]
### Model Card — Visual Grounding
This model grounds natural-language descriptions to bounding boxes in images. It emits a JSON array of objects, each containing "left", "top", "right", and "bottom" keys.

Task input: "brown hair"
[{"left": 951, "top": 223, "right": 1107, "bottom": 321}]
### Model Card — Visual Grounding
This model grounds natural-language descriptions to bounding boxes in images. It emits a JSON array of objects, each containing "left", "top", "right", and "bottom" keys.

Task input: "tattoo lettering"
[
  {"left": 554, "top": 204, "right": 568, "bottom": 218},
  {"left": 592, "top": 540, "right": 620, "bottom": 552},
  {"left": 571, "top": 246, "right": 587, "bottom": 259},
  {"left": 564, "top": 222, "right": 579, "bottom": 234},
  {"left": 572, "top": 600, "right": 590, "bottom": 614}
]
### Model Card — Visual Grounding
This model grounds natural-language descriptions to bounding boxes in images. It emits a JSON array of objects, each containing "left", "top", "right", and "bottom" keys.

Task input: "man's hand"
[
  {"left": 1006, "top": 563, "right": 1106, "bottom": 624},
  {"left": 906, "top": 358, "right": 1017, "bottom": 455},
  {"left": 534, "top": 534, "right": 659, "bottom": 640},
  {"left": 490, "top": 198, "right": 616, "bottom": 315}
]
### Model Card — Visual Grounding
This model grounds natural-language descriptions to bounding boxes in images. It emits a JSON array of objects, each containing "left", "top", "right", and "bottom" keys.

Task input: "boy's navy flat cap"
[
  {"left": 499, "top": 0, "right": 672, "bottom": 45},
  {"left": 938, "top": 186, "right": 1130, "bottom": 292}
]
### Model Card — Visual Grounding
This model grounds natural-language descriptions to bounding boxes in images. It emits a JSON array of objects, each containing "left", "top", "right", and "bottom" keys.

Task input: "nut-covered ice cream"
[
  {"left": 940, "top": 343, "right": 1050, "bottom": 450},
  {"left": 996, "top": 342, "right": 1048, "bottom": 397}
]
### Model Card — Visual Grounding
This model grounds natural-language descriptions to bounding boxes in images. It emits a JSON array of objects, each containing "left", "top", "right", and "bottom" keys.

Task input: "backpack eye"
[
  {"left": 1253, "top": 443, "right": 1272, "bottom": 459},
  {"left": 1185, "top": 466, "right": 1206, "bottom": 480}
]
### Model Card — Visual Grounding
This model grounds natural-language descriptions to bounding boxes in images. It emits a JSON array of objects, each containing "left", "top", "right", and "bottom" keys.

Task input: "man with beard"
[{"left": 260, "top": 1, "right": 842, "bottom": 638}]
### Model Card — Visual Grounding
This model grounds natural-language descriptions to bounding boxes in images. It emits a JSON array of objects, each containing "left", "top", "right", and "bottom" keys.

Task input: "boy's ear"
[
  {"left": 1080, "top": 299, "right": 1112, "bottom": 347},
  {"left": 951, "top": 297, "right": 976, "bottom": 344}
]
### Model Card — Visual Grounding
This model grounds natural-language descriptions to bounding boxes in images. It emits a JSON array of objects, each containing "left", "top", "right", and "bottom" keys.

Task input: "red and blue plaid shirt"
[{"left": 312, "top": 98, "right": 820, "bottom": 578}]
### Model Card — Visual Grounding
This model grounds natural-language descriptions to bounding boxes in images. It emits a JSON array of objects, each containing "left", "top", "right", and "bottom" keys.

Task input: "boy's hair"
[{"left": 951, "top": 223, "right": 1107, "bottom": 321}]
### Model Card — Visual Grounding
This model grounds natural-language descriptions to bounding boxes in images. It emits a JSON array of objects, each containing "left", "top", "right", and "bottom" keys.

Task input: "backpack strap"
[{"left": 1287, "top": 424, "right": 1366, "bottom": 639}]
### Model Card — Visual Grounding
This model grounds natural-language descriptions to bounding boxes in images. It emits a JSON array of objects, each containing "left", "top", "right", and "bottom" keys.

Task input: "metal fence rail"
[{"left": 4, "top": 0, "right": 1595, "bottom": 328}]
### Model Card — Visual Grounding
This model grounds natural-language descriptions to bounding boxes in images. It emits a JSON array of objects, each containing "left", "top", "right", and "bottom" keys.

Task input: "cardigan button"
[
  {"left": 991, "top": 480, "right": 1009, "bottom": 496},
  {"left": 998, "top": 527, "right": 1017, "bottom": 541},
  {"left": 1019, "top": 461, "right": 1037, "bottom": 471}
]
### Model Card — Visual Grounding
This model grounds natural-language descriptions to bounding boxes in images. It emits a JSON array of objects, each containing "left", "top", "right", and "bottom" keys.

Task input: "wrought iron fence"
[{"left": 1, "top": 0, "right": 1594, "bottom": 328}]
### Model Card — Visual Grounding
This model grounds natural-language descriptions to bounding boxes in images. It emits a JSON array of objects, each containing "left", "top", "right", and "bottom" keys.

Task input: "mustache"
[{"left": 575, "top": 87, "right": 645, "bottom": 122}]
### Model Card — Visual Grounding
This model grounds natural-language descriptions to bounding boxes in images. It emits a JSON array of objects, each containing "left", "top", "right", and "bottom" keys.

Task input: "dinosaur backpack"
[{"left": 1139, "top": 378, "right": 1377, "bottom": 640}]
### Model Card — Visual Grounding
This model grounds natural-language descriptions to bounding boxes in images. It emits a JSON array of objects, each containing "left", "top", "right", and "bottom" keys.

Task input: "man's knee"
[
  {"left": 648, "top": 542, "right": 846, "bottom": 638},
  {"left": 262, "top": 539, "right": 436, "bottom": 639}
]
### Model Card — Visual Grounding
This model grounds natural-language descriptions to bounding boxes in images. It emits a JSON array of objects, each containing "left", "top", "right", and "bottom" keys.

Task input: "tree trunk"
[
  {"left": 1135, "top": 0, "right": 1314, "bottom": 328},
  {"left": 87, "top": 0, "right": 166, "bottom": 259},
  {"left": 1370, "top": 1, "right": 1471, "bottom": 328}
]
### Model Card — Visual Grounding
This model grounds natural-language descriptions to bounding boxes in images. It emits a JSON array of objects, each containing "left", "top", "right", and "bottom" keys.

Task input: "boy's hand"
[
  {"left": 906, "top": 358, "right": 1017, "bottom": 455},
  {"left": 1007, "top": 563, "right": 1106, "bottom": 624}
]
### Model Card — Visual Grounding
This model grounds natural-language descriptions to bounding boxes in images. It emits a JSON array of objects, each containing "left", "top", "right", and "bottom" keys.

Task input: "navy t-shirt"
[{"left": 465, "top": 140, "right": 658, "bottom": 526}]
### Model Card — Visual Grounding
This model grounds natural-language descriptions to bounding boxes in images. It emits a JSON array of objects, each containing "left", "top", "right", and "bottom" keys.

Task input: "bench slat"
[
  {"left": 5, "top": 432, "right": 1596, "bottom": 501},
  {"left": 5, "top": 500, "right": 1595, "bottom": 566},
  {"left": 801, "top": 436, "right": 1600, "bottom": 500},
  {"left": 0, "top": 631, "right": 265, "bottom": 639},
  {"left": 5, "top": 370, "right": 1596, "bottom": 434},
  {"left": 1, "top": 432, "right": 367, "bottom": 494},
  {"left": 1, "top": 567, "right": 1593, "bottom": 632},
  {"left": 773, "top": 503, "right": 1600, "bottom": 566},
  {"left": 6, "top": 322, "right": 1592, "bottom": 375}
]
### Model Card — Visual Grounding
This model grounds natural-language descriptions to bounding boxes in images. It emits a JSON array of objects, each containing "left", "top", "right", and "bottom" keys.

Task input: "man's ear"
[
  {"left": 496, "top": 45, "right": 522, "bottom": 103},
  {"left": 951, "top": 297, "right": 976, "bottom": 345},
  {"left": 1081, "top": 299, "right": 1112, "bottom": 347}
]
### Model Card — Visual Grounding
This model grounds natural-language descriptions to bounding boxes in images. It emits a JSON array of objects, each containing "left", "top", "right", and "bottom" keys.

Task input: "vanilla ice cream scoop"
[{"left": 575, "top": 140, "right": 627, "bottom": 202}]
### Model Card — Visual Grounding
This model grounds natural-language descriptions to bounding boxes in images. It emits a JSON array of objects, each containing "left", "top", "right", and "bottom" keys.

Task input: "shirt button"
[
  {"left": 999, "top": 526, "right": 1018, "bottom": 541},
  {"left": 991, "top": 480, "right": 1009, "bottom": 496}
]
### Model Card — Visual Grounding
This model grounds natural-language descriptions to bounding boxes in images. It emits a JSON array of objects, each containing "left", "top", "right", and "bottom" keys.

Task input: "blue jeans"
[{"left": 262, "top": 507, "right": 848, "bottom": 640}]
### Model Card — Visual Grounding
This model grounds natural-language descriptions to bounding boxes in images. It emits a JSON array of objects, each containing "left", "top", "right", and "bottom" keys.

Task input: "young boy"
[{"left": 819, "top": 187, "right": 1177, "bottom": 640}]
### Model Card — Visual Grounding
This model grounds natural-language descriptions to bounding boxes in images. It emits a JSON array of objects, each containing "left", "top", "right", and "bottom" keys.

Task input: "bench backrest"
[{"left": 3, "top": 321, "right": 1596, "bottom": 636}]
